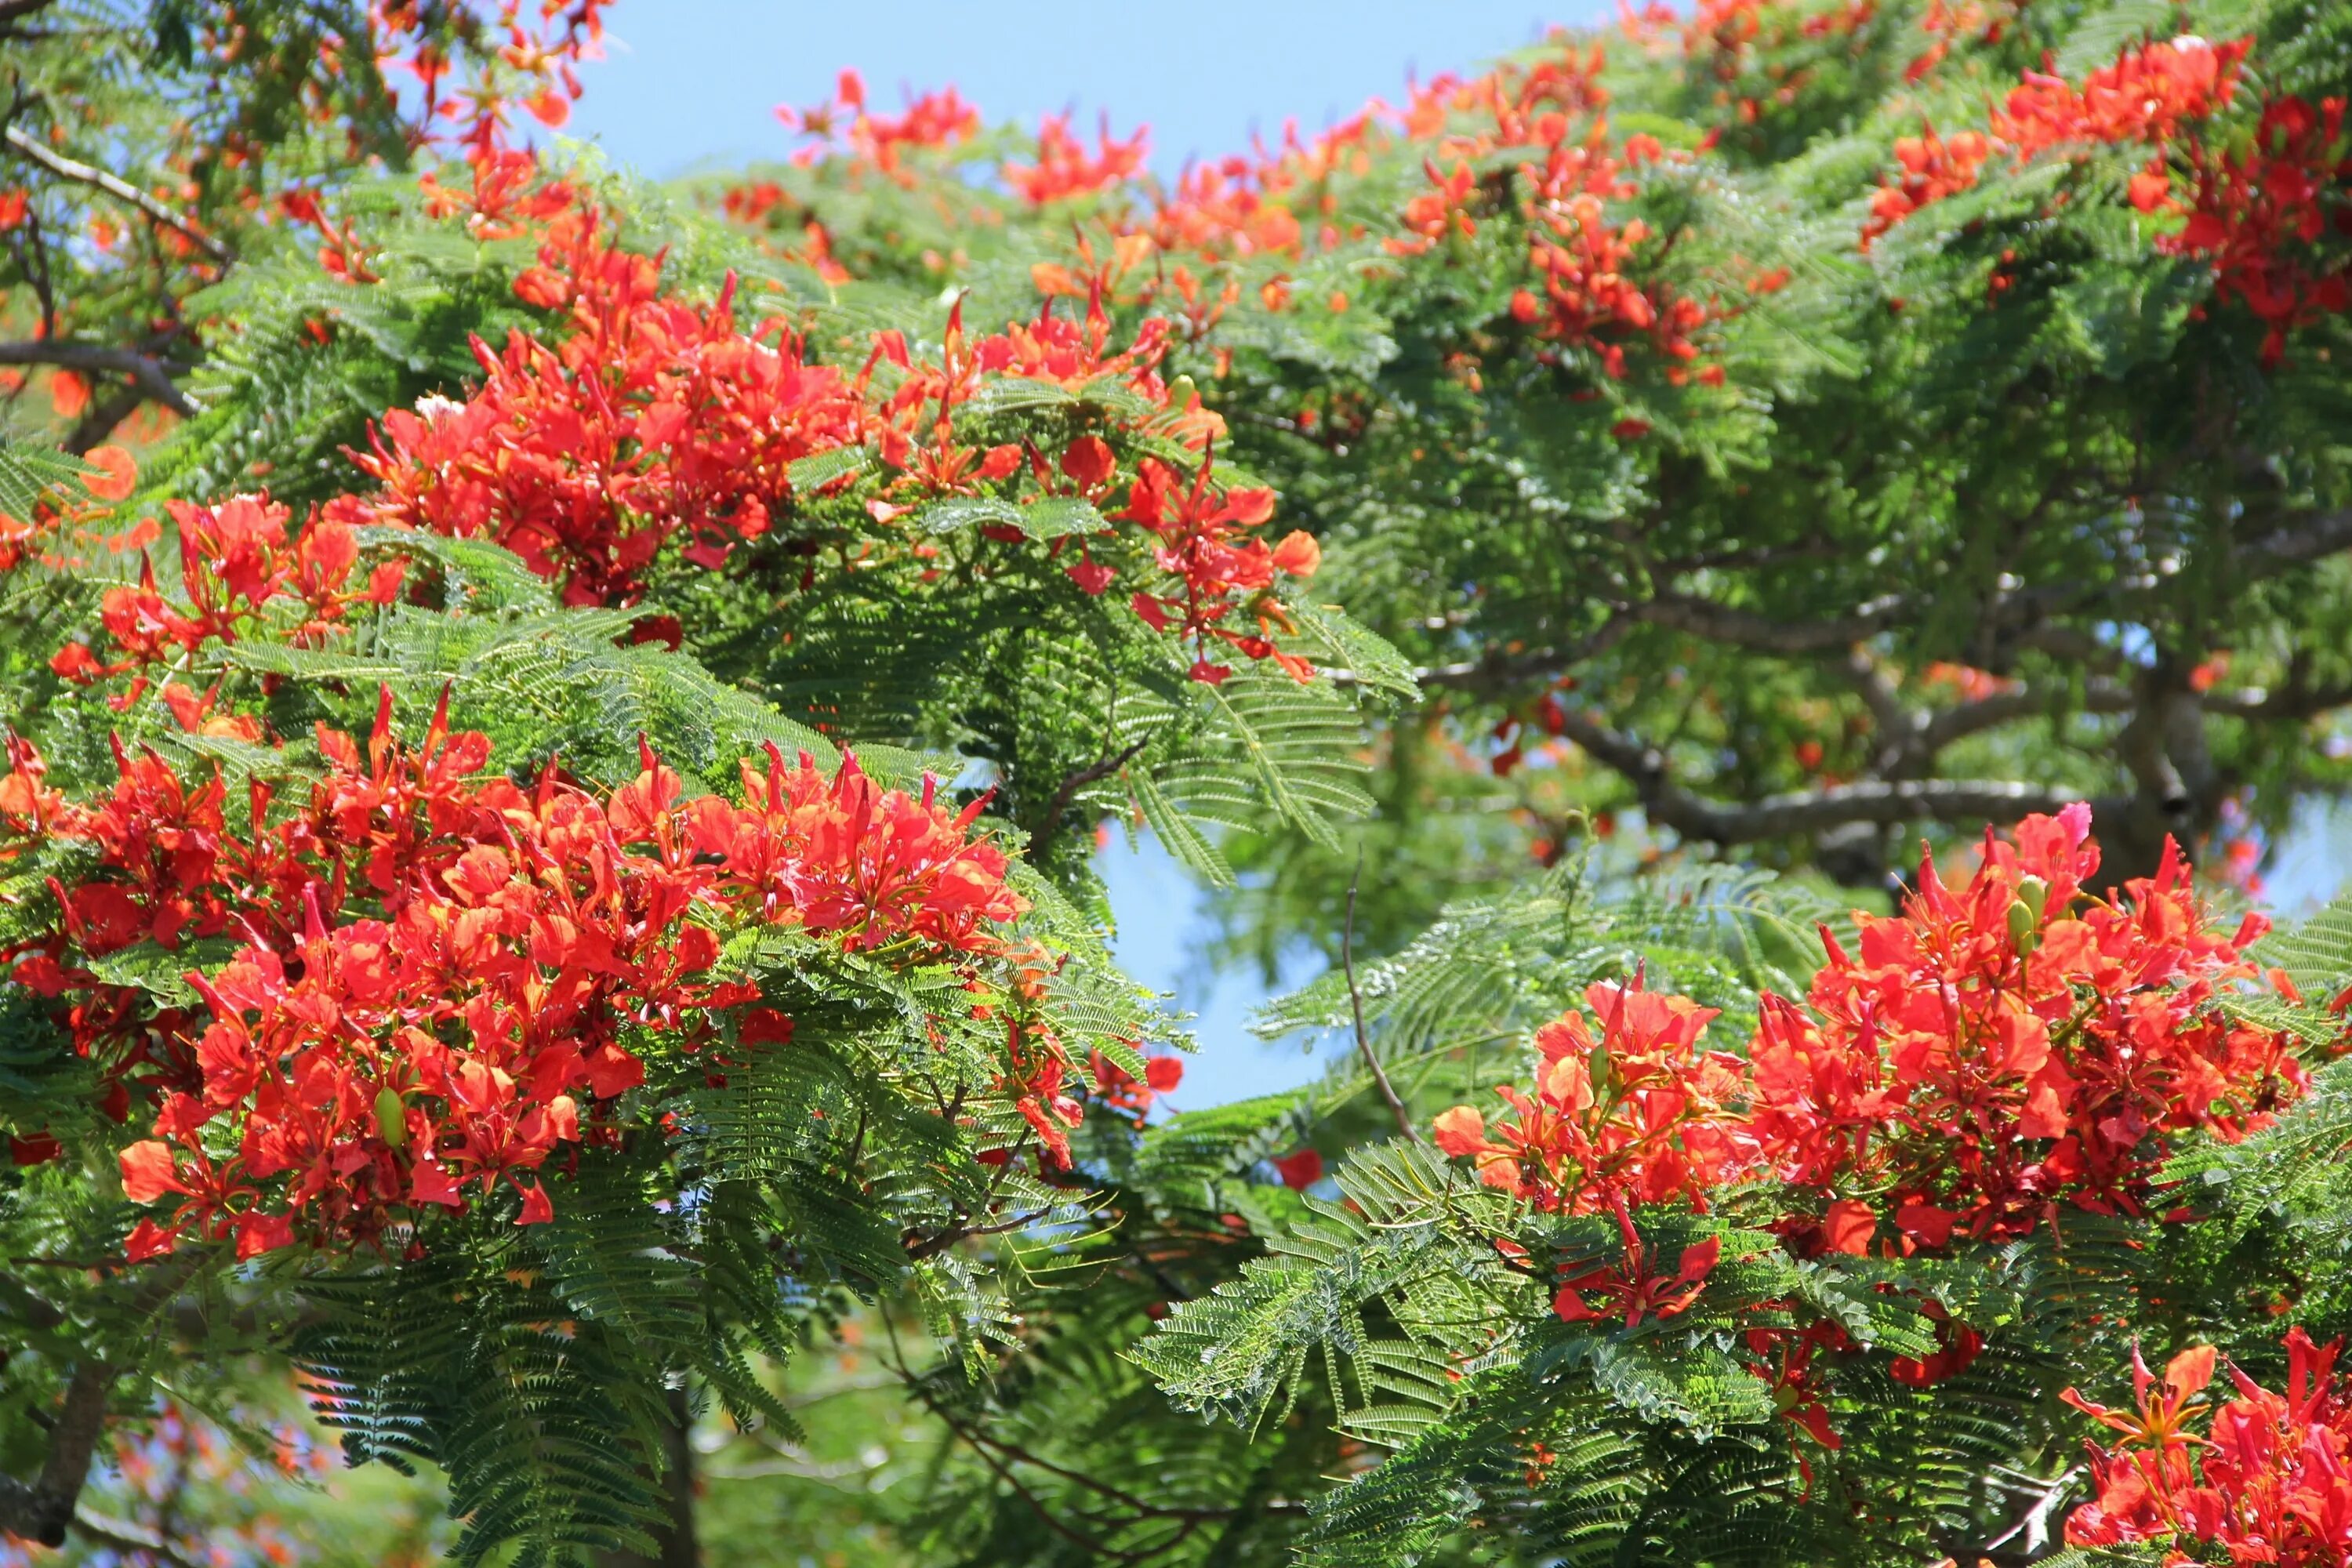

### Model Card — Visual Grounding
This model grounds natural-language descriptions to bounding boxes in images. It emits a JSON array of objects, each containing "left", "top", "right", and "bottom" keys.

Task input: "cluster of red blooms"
[
  {"left": 1002, "top": 114, "right": 1151, "bottom": 206},
  {"left": 2165, "top": 93, "right": 2352, "bottom": 366},
  {"left": 372, "top": 1, "right": 611, "bottom": 158},
  {"left": 336, "top": 169, "right": 1321, "bottom": 680},
  {"left": 1377, "top": 44, "right": 1746, "bottom": 381},
  {"left": 731, "top": 37, "right": 1777, "bottom": 390},
  {"left": 1859, "top": 125, "right": 1995, "bottom": 249},
  {"left": 1122, "top": 456, "right": 1319, "bottom": 685},
  {"left": 1432, "top": 808, "right": 2303, "bottom": 1430},
  {"left": 1903, "top": 0, "right": 2022, "bottom": 86},
  {"left": 773, "top": 71, "right": 983, "bottom": 180},
  {"left": 1432, "top": 982, "right": 1751, "bottom": 1328},
  {"left": 343, "top": 207, "right": 871, "bottom": 604},
  {"left": 1754, "top": 804, "right": 2299, "bottom": 1247},
  {"left": 2, "top": 684, "right": 1034, "bottom": 1258},
  {"left": 1432, "top": 981, "right": 1751, "bottom": 1216},
  {"left": 49, "top": 494, "right": 408, "bottom": 699},
  {"left": 1994, "top": 35, "right": 2250, "bottom": 152},
  {"left": 1853, "top": 30, "right": 2352, "bottom": 365},
  {"left": 0, "top": 444, "right": 137, "bottom": 575},
  {"left": 2064, "top": 1333, "right": 2352, "bottom": 1564},
  {"left": 1865, "top": 36, "right": 2249, "bottom": 248}
]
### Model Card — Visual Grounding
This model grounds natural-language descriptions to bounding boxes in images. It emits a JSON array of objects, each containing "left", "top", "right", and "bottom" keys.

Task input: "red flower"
[
  {"left": 1432, "top": 976, "right": 1751, "bottom": 1214},
  {"left": 1272, "top": 1148, "right": 1323, "bottom": 1189},
  {"left": 1552, "top": 1209, "right": 1720, "bottom": 1328},
  {"left": 2062, "top": 1330, "right": 2352, "bottom": 1566}
]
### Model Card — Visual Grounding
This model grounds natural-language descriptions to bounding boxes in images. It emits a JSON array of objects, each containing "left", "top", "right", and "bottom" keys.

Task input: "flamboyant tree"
[{"left": 5, "top": 2, "right": 2352, "bottom": 1567}]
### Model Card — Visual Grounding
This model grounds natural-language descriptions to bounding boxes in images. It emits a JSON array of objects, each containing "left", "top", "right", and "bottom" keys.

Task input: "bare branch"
[
  {"left": 1550, "top": 705, "right": 2111, "bottom": 846},
  {"left": 1632, "top": 590, "right": 1907, "bottom": 653},
  {"left": 3, "top": 124, "right": 231, "bottom": 264},
  {"left": 72, "top": 1510, "right": 201, "bottom": 1568},
  {"left": 0, "top": 1359, "right": 117, "bottom": 1546},
  {"left": 1402, "top": 617, "right": 1631, "bottom": 695},
  {"left": 2241, "top": 507, "right": 2352, "bottom": 574},
  {"left": 1041, "top": 737, "right": 1148, "bottom": 843},
  {"left": 0, "top": 338, "right": 194, "bottom": 416},
  {"left": 1915, "top": 678, "right": 2136, "bottom": 755},
  {"left": 2201, "top": 681, "right": 2352, "bottom": 722},
  {"left": 1832, "top": 645, "right": 1911, "bottom": 763}
]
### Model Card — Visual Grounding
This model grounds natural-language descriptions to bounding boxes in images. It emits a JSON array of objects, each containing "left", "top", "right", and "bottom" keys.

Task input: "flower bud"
[
  {"left": 2016, "top": 874, "right": 2049, "bottom": 923},
  {"left": 374, "top": 1086, "right": 408, "bottom": 1150},
  {"left": 2007, "top": 898, "right": 2038, "bottom": 957}
]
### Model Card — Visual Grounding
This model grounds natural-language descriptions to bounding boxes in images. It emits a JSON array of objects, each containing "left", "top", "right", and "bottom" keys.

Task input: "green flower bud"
[
  {"left": 374, "top": 1086, "right": 408, "bottom": 1150},
  {"left": 2016, "top": 874, "right": 2049, "bottom": 923},
  {"left": 2007, "top": 898, "right": 2038, "bottom": 957}
]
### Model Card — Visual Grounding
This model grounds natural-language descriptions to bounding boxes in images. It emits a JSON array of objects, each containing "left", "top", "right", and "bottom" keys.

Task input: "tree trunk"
[{"left": 594, "top": 1385, "right": 699, "bottom": 1568}]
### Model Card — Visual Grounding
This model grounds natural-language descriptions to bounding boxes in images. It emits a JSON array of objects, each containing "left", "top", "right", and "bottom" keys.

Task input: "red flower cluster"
[
  {"left": 49, "top": 495, "right": 407, "bottom": 689},
  {"left": 1860, "top": 125, "right": 1994, "bottom": 249},
  {"left": 1432, "top": 979, "right": 1751, "bottom": 1214},
  {"left": 1513, "top": 130, "right": 1719, "bottom": 378},
  {"left": 775, "top": 70, "right": 982, "bottom": 183},
  {"left": 373, "top": 1, "right": 611, "bottom": 158},
  {"left": 1432, "top": 807, "right": 2303, "bottom": 1322},
  {"left": 1090, "top": 1047, "right": 1184, "bottom": 1123},
  {"left": 2066, "top": 1332, "right": 2352, "bottom": 1564},
  {"left": 1751, "top": 804, "right": 2301, "bottom": 1246},
  {"left": 1003, "top": 114, "right": 1150, "bottom": 205},
  {"left": 336, "top": 183, "right": 1319, "bottom": 681},
  {"left": 1993, "top": 37, "right": 2250, "bottom": 155},
  {"left": 1903, "top": 0, "right": 2020, "bottom": 85},
  {"left": 0, "top": 688, "right": 1036, "bottom": 1258},
  {"left": 343, "top": 209, "right": 869, "bottom": 603},
  {"left": 0, "top": 444, "right": 137, "bottom": 575},
  {"left": 684, "top": 744, "right": 1026, "bottom": 953},
  {"left": 1122, "top": 455, "right": 1321, "bottom": 684},
  {"left": 2166, "top": 93, "right": 2352, "bottom": 365},
  {"left": 1863, "top": 37, "right": 2249, "bottom": 247}
]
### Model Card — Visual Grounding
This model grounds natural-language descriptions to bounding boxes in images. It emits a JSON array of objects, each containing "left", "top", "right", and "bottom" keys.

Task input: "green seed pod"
[
  {"left": 2007, "top": 898, "right": 2038, "bottom": 957},
  {"left": 374, "top": 1086, "right": 408, "bottom": 1150},
  {"left": 2016, "top": 874, "right": 2049, "bottom": 923}
]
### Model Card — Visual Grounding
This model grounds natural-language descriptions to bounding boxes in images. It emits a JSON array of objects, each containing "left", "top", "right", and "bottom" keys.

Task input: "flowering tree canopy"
[{"left": 5, "top": 2, "right": 2352, "bottom": 1566}]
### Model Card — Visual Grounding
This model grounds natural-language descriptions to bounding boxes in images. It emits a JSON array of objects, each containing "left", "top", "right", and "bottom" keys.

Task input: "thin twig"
[
  {"left": 1345, "top": 852, "right": 1419, "bottom": 1143},
  {"left": 3, "top": 124, "right": 231, "bottom": 263},
  {"left": 1042, "top": 736, "right": 1148, "bottom": 842}
]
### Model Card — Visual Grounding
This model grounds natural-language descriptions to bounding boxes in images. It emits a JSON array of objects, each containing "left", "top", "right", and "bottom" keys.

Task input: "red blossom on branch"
[{"left": 2064, "top": 1330, "right": 2352, "bottom": 1565}]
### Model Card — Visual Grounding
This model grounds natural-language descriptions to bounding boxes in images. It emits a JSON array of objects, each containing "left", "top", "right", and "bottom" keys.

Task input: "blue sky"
[
  {"left": 566, "top": 2, "right": 1606, "bottom": 182},
  {"left": 560, "top": 1, "right": 1612, "bottom": 1105}
]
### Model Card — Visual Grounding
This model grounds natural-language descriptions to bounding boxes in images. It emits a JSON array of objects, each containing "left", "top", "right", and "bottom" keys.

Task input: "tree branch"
[
  {"left": 0, "top": 339, "right": 194, "bottom": 416},
  {"left": 1550, "top": 705, "right": 2114, "bottom": 845},
  {"left": 0, "top": 1359, "right": 117, "bottom": 1547},
  {"left": 1042, "top": 738, "right": 1148, "bottom": 843},
  {"left": 2201, "top": 680, "right": 2352, "bottom": 722},
  {"left": 1915, "top": 678, "right": 2136, "bottom": 755},
  {"left": 1631, "top": 590, "right": 1907, "bottom": 653},
  {"left": 71, "top": 1509, "right": 201, "bottom": 1568},
  {"left": 2241, "top": 507, "right": 2352, "bottom": 574},
  {"left": 3, "top": 124, "right": 231, "bottom": 264}
]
